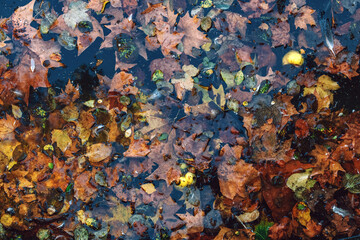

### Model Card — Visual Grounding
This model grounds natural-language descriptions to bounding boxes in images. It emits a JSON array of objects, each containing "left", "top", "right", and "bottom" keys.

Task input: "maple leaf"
[
  {"left": 153, "top": 20, "right": 184, "bottom": 56},
  {"left": 294, "top": 6, "right": 316, "bottom": 30},
  {"left": 224, "top": 12, "right": 248, "bottom": 37},
  {"left": 55, "top": 80, "right": 80, "bottom": 104},
  {"left": 139, "top": 3, "right": 168, "bottom": 26},
  {"left": 217, "top": 158, "right": 261, "bottom": 199},
  {"left": 10, "top": 0, "right": 37, "bottom": 44},
  {"left": 176, "top": 210, "right": 204, "bottom": 235},
  {"left": 0, "top": 114, "right": 19, "bottom": 141},
  {"left": 109, "top": 71, "right": 138, "bottom": 95},
  {"left": 0, "top": 53, "right": 50, "bottom": 104},
  {"left": 100, "top": 9, "right": 135, "bottom": 49},
  {"left": 177, "top": 13, "right": 209, "bottom": 56}
]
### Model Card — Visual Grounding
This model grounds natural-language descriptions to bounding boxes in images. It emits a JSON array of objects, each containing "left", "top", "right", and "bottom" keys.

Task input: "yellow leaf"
[
  {"left": 0, "top": 214, "right": 13, "bottom": 227},
  {"left": 141, "top": 183, "right": 156, "bottom": 194},
  {"left": 51, "top": 129, "right": 72, "bottom": 152},
  {"left": 317, "top": 75, "right": 340, "bottom": 91},
  {"left": 212, "top": 84, "right": 226, "bottom": 109},
  {"left": 282, "top": 50, "right": 304, "bottom": 66},
  {"left": 0, "top": 140, "right": 20, "bottom": 159},
  {"left": 12, "top": 105, "right": 22, "bottom": 119},
  {"left": 303, "top": 75, "right": 339, "bottom": 112}
]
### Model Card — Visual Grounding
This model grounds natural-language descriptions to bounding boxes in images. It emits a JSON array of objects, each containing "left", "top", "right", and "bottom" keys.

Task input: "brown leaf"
[
  {"left": 295, "top": 119, "right": 309, "bottom": 138},
  {"left": 294, "top": 6, "right": 316, "bottom": 30},
  {"left": 55, "top": 80, "right": 80, "bottom": 104},
  {"left": 177, "top": 210, "right": 204, "bottom": 235},
  {"left": 224, "top": 12, "right": 248, "bottom": 37},
  {"left": 74, "top": 171, "right": 97, "bottom": 202},
  {"left": 271, "top": 21, "right": 290, "bottom": 47},
  {"left": 218, "top": 159, "right": 261, "bottom": 199},
  {"left": 86, "top": 143, "right": 112, "bottom": 162},
  {"left": 10, "top": 0, "right": 38, "bottom": 43},
  {"left": 123, "top": 138, "right": 150, "bottom": 157},
  {"left": 109, "top": 71, "right": 138, "bottom": 95},
  {"left": 149, "top": 57, "right": 181, "bottom": 81},
  {"left": 0, "top": 115, "right": 19, "bottom": 141},
  {"left": 153, "top": 20, "right": 184, "bottom": 56},
  {"left": 177, "top": 13, "right": 209, "bottom": 56}
]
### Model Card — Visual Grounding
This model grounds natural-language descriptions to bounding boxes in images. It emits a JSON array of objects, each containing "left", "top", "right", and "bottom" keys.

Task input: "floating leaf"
[
  {"left": 141, "top": 183, "right": 156, "bottom": 194},
  {"left": 86, "top": 143, "right": 112, "bottom": 162},
  {"left": 344, "top": 173, "right": 360, "bottom": 194},
  {"left": 51, "top": 129, "right": 72, "bottom": 153}
]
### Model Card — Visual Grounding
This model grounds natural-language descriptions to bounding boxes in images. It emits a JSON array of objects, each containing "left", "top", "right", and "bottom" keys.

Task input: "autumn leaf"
[
  {"left": 217, "top": 158, "right": 261, "bottom": 199},
  {"left": 176, "top": 210, "right": 204, "bottom": 235},
  {"left": 52, "top": 129, "right": 72, "bottom": 153},
  {"left": 100, "top": 8, "right": 135, "bottom": 50},
  {"left": 271, "top": 21, "right": 290, "bottom": 47},
  {"left": 109, "top": 71, "right": 138, "bottom": 95},
  {"left": 0, "top": 115, "right": 19, "bottom": 141},
  {"left": 86, "top": 143, "right": 112, "bottom": 162},
  {"left": 153, "top": 20, "right": 184, "bottom": 56},
  {"left": 303, "top": 75, "right": 340, "bottom": 111},
  {"left": 123, "top": 137, "right": 150, "bottom": 157},
  {"left": 224, "top": 12, "right": 248, "bottom": 37},
  {"left": 0, "top": 53, "right": 51, "bottom": 104},
  {"left": 10, "top": 0, "right": 37, "bottom": 44},
  {"left": 294, "top": 6, "right": 316, "bottom": 30},
  {"left": 55, "top": 80, "right": 80, "bottom": 104},
  {"left": 177, "top": 13, "right": 209, "bottom": 56}
]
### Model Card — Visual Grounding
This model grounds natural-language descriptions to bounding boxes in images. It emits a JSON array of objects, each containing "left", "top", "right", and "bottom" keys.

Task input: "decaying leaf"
[{"left": 86, "top": 143, "right": 112, "bottom": 162}]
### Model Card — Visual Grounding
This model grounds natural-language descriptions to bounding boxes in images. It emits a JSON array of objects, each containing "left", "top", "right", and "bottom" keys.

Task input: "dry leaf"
[{"left": 86, "top": 143, "right": 112, "bottom": 162}]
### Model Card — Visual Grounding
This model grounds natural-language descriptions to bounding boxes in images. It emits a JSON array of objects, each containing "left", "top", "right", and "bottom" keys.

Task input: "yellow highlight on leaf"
[
  {"left": 1, "top": 214, "right": 13, "bottom": 227},
  {"left": 141, "top": 183, "right": 156, "bottom": 194},
  {"left": 282, "top": 50, "right": 304, "bottom": 66},
  {"left": 303, "top": 75, "right": 340, "bottom": 111},
  {"left": 43, "top": 144, "right": 54, "bottom": 151}
]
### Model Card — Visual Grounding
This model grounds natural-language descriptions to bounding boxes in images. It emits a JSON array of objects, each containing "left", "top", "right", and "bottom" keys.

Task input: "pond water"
[{"left": 0, "top": 0, "right": 360, "bottom": 239}]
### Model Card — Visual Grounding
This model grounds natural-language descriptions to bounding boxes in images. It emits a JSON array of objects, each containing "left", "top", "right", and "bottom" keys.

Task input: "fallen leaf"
[
  {"left": 51, "top": 129, "right": 72, "bottom": 153},
  {"left": 86, "top": 143, "right": 112, "bottom": 162},
  {"left": 177, "top": 13, "right": 209, "bottom": 56},
  {"left": 294, "top": 6, "right": 316, "bottom": 30},
  {"left": 218, "top": 159, "right": 261, "bottom": 199},
  {"left": 141, "top": 183, "right": 156, "bottom": 194}
]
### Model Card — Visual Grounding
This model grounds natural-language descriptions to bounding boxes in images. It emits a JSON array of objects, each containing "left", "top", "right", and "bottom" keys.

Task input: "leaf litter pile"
[{"left": 1, "top": 0, "right": 360, "bottom": 239}]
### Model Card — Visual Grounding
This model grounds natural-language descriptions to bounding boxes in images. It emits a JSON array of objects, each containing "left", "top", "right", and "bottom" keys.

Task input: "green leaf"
[
  {"left": 255, "top": 218, "right": 274, "bottom": 240},
  {"left": 344, "top": 173, "right": 360, "bottom": 194},
  {"left": 48, "top": 162, "right": 54, "bottom": 170}
]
